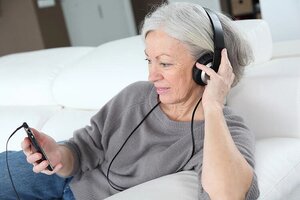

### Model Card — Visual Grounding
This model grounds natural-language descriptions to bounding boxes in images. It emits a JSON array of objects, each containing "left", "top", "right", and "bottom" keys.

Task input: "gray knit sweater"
[{"left": 64, "top": 81, "right": 259, "bottom": 200}]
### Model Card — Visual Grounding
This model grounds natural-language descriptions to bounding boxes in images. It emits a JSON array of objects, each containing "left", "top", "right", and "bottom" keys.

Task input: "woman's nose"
[{"left": 148, "top": 64, "right": 163, "bottom": 82}]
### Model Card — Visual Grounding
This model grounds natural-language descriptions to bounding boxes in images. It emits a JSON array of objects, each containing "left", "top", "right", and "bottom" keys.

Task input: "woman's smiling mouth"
[{"left": 156, "top": 87, "right": 170, "bottom": 95}]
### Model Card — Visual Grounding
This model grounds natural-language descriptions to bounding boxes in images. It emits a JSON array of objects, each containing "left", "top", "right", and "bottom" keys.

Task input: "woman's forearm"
[{"left": 201, "top": 103, "right": 253, "bottom": 200}]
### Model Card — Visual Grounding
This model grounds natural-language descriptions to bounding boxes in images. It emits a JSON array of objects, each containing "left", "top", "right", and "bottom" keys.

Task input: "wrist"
[
  {"left": 203, "top": 101, "right": 224, "bottom": 114},
  {"left": 56, "top": 145, "right": 74, "bottom": 177}
]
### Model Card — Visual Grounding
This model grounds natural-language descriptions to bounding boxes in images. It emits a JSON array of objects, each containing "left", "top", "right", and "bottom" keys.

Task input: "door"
[{"left": 61, "top": 0, "right": 136, "bottom": 46}]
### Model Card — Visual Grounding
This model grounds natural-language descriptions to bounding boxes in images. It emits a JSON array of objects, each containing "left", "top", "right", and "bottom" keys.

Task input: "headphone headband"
[
  {"left": 193, "top": 7, "right": 225, "bottom": 86},
  {"left": 203, "top": 8, "right": 225, "bottom": 72}
]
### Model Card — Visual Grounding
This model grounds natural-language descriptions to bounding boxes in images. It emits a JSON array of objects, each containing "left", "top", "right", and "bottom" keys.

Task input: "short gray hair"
[{"left": 141, "top": 2, "right": 253, "bottom": 86}]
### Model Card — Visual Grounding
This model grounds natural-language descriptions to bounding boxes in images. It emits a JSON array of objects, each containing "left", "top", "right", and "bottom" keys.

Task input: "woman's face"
[{"left": 145, "top": 30, "right": 201, "bottom": 105}]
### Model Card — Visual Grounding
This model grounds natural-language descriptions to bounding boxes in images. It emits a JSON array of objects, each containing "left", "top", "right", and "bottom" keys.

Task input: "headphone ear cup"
[{"left": 192, "top": 53, "right": 213, "bottom": 86}]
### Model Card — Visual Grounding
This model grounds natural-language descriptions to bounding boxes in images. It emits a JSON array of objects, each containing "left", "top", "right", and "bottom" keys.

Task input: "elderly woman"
[{"left": 0, "top": 2, "right": 259, "bottom": 200}]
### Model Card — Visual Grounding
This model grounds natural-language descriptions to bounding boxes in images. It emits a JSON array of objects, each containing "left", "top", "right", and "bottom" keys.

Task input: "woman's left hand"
[{"left": 196, "top": 49, "right": 235, "bottom": 109}]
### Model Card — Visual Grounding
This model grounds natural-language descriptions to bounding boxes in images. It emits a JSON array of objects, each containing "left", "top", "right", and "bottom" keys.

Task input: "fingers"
[
  {"left": 32, "top": 160, "right": 63, "bottom": 175},
  {"left": 24, "top": 150, "right": 51, "bottom": 173},
  {"left": 26, "top": 151, "right": 42, "bottom": 164},
  {"left": 41, "top": 163, "right": 63, "bottom": 175},
  {"left": 195, "top": 62, "right": 215, "bottom": 78},
  {"left": 220, "top": 49, "right": 231, "bottom": 68},
  {"left": 195, "top": 48, "right": 234, "bottom": 85},
  {"left": 21, "top": 137, "right": 32, "bottom": 156},
  {"left": 25, "top": 151, "right": 63, "bottom": 175}
]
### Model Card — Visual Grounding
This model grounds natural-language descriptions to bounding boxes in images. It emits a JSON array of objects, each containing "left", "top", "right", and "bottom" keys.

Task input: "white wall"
[{"left": 260, "top": 0, "right": 300, "bottom": 42}]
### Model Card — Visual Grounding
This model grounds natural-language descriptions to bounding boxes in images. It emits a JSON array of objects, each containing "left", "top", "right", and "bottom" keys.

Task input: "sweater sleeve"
[
  {"left": 225, "top": 108, "right": 260, "bottom": 200},
  {"left": 62, "top": 104, "right": 110, "bottom": 176},
  {"left": 198, "top": 107, "right": 260, "bottom": 200}
]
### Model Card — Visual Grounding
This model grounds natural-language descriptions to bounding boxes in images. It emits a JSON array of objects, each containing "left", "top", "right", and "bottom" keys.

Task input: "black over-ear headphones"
[{"left": 192, "top": 8, "right": 225, "bottom": 86}]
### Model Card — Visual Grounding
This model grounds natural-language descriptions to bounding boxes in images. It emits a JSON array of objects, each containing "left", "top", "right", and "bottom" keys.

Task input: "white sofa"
[{"left": 0, "top": 19, "right": 299, "bottom": 200}]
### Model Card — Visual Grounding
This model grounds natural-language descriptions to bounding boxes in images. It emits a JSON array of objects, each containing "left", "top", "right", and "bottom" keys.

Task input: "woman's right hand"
[{"left": 21, "top": 128, "right": 63, "bottom": 175}]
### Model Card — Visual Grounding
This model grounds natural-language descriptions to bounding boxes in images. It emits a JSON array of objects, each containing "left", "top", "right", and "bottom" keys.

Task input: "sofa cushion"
[
  {"left": 256, "top": 138, "right": 300, "bottom": 200},
  {"left": 52, "top": 36, "right": 147, "bottom": 110},
  {"left": 227, "top": 57, "right": 300, "bottom": 139},
  {"left": 0, "top": 47, "right": 94, "bottom": 106},
  {"left": 234, "top": 19, "right": 273, "bottom": 65},
  {"left": 41, "top": 108, "right": 97, "bottom": 142},
  {"left": 105, "top": 170, "right": 198, "bottom": 200}
]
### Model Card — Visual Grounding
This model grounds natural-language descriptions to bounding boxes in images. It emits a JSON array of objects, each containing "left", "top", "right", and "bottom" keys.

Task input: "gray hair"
[{"left": 141, "top": 2, "right": 253, "bottom": 86}]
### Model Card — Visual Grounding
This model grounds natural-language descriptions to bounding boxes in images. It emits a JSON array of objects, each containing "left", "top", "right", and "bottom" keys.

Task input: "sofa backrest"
[
  {"left": 0, "top": 47, "right": 94, "bottom": 106},
  {"left": 52, "top": 36, "right": 147, "bottom": 110},
  {"left": 227, "top": 57, "right": 300, "bottom": 139}
]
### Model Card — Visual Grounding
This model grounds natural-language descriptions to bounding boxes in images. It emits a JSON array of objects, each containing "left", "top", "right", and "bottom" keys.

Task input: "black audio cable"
[
  {"left": 106, "top": 97, "right": 202, "bottom": 191},
  {"left": 5, "top": 123, "right": 25, "bottom": 200},
  {"left": 176, "top": 97, "right": 202, "bottom": 173},
  {"left": 188, "top": 97, "right": 202, "bottom": 165},
  {"left": 106, "top": 101, "right": 161, "bottom": 191}
]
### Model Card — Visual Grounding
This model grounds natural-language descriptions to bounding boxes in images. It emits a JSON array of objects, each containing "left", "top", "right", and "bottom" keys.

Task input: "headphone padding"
[{"left": 192, "top": 53, "right": 213, "bottom": 86}]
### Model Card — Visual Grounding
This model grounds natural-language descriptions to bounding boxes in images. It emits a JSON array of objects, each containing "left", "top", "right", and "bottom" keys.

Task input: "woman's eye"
[
  {"left": 145, "top": 58, "right": 151, "bottom": 64},
  {"left": 160, "top": 63, "right": 172, "bottom": 67}
]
